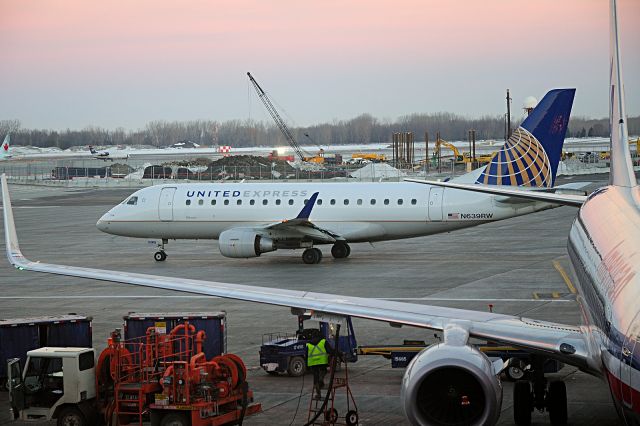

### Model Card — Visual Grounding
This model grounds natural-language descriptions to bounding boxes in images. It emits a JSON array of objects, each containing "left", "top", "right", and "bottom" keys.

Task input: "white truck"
[{"left": 7, "top": 347, "right": 98, "bottom": 426}]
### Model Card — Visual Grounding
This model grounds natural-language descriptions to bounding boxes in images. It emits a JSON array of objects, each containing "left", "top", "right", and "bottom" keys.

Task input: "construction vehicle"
[
  {"left": 434, "top": 139, "right": 464, "bottom": 162},
  {"left": 247, "top": 72, "right": 312, "bottom": 163},
  {"left": 260, "top": 316, "right": 357, "bottom": 376},
  {"left": 0, "top": 315, "right": 92, "bottom": 387},
  {"left": 350, "top": 153, "right": 386, "bottom": 163},
  {"left": 7, "top": 322, "right": 260, "bottom": 426}
]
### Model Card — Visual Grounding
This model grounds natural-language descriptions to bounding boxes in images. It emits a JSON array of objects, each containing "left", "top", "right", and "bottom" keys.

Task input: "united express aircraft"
[
  {"left": 2, "top": 2, "right": 636, "bottom": 424},
  {"left": 95, "top": 89, "right": 581, "bottom": 264}
]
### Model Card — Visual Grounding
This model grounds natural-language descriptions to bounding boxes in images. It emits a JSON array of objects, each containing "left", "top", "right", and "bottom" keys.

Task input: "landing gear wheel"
[
  {"left": 331, "top": 242, "right": 351, "bottom": 259},
  {"left": 154, "top": 251, "right": 167, "bottom": 262},
  {"left": 302, "top": 248, "right": 322, "bottom": 264},
  {"left": 506, "top": 358, "right": 526, "bottom": 381},
  {"left": 513, "top": 380, "right": 533, "bottom": 426},
  {"left": 287, "top": 356, "right": 306, "bottom": 377},
  {"left": 57, "top": 407, "right": 87, "bottom": 426},
  {"left": 325, "top": 408, "right": 339, "bottom": 423},
  {"left": 547, "top": 380, "right": 568, "bottom": 425},
  {"left": 345, "top": 409, "right": 359, "bottom": 426}
]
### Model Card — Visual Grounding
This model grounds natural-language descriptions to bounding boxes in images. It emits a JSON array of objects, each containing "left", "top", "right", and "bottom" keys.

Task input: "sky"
[{"left": 0, "top": 0, "right": 639, "bottom": 131}]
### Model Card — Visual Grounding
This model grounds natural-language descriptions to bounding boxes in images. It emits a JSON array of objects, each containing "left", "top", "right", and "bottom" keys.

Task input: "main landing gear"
[
  {"left": 331, "top": 242, "right": 351, "bottom": 259},
  {"left": 302, "top": 248, "right": 323, "bottom": 264},
  {"left": 154, "top": 239, "right": 168, "bottom": 262},
  {"left": 513, "top": 356, "right": 568, "bottom": 426}
]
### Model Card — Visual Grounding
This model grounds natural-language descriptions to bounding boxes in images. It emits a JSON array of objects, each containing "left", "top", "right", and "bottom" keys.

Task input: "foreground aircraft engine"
[
  {"left": 218, "top": 229, "right": 276, "bottom": 258},
  {"left": 401, "top": 342, "right": 503, "bottom": 426}
]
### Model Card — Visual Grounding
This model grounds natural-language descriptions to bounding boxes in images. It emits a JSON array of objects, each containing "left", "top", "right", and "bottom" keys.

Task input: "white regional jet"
[
  {"left": 2, "top": 2, "right": 637, "bottom": 424},
  {"left": 95, "top": 89, "right": 583, "bottom": 263},
  {"left": 88, "top": 145, "right": 129, "bottom": 161}
]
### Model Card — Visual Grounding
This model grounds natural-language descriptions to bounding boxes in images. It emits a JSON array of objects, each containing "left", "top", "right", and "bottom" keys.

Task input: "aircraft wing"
[
  {"left": 260, "top": 191, "right": 343, "bottom": 242},
  {"left": 405, "top": 178, "right": 588, "bottom": 207},
  {"left": 0, "top": 175, "right": 597, "bottom": 374}
]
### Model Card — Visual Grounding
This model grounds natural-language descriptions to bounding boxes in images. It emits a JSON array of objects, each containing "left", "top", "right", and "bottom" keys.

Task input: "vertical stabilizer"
[
  {"left": 476, "top": 89, "right": 575, "bottom": 187},
  {"left": 1, "top": 135, "right": 9, "bottom": 158},
  {"left": 609, "top": 0, "right": 636, "bottom": 188}
]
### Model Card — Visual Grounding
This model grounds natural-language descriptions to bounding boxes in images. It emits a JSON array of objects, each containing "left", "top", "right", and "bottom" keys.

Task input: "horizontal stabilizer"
[{"left": 405, "top": 178, "right": 587, "bottom": 207}]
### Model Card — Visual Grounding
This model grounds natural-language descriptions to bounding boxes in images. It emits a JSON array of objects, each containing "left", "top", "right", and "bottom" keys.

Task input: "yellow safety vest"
[{"left": 306, "top": 339, "right": 329, "bottom": 366}]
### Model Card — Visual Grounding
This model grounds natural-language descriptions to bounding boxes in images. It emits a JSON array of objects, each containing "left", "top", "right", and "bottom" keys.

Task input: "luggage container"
[
  {"left": 123, "top": 312, "right": 227, "bottom": 360},
  {"left": 0, "top": 314, "right": 92, "bottom": 383}
]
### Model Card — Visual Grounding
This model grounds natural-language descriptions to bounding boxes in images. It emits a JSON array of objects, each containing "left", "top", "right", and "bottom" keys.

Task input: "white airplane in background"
[
  {"left": 95, "top": 89, "right": 585, "bottom": 263},
  {"left": 88, "top": 145, "right": 129, "bottom": 161},
  {"left": 2, "top": 1, "right": 637, "bottom": 424},
  {"left": 0, "top": 135, "right": 11, "bottom": 160}
]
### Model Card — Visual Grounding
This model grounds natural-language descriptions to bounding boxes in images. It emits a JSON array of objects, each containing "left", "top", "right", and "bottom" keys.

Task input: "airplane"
[
  {"left": 88, "top": 145, "right": 129, "bottom": 161},
  {"left": 1, "top": 1, "right": 637, "bottom": 424},
  {"left": 95, "top": 88, "right": 585, "bottom": 263},
  {"left": 1, "top": 135, "right": 11, "bottom": 160}
]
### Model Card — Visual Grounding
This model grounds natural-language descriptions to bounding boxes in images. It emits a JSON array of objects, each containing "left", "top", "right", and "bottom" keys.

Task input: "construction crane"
[{"left": 247, "top": 72, "right": 308, "bottom": 162}]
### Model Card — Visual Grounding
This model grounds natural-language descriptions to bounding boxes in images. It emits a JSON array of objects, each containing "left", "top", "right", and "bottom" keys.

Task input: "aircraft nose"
[{"left": 96, "top": 212, "right": 113, "bottom": 232}]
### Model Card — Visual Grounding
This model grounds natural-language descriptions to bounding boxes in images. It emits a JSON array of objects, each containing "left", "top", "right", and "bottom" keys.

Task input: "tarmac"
[{"left": 0, "top": 174, "right": 622, "bottom": 425}]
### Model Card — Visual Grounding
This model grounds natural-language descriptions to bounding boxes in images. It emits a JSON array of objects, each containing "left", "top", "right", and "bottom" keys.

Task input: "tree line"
[{"left": 1, "top": 114, "right": 638, "bottom": 150}]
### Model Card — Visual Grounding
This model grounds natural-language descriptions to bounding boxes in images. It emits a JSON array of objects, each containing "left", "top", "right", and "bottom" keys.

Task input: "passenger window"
[
  {"left": 250, "top": 199, "right": 255, "bottom": 206},
  {"left": 288, "top": 199, "right": 294, "bottom": 205},
  {"left": 411, "top": 199, "right": 417, "bottom": 205},
  {"left": 330, "top": 199, "right": 336, "bottom": 205},
  {"left": 263, "top": 199, "right": 268, "bottom": 205},
  {"left": 304, "top": 199, "right": 309, "bottom": 205},
  {"left": 224, "top": 199, "right": 229, "bottom": 205},
  {"left": 344, "top": 199, "right": 349, "bottom": 205},
  {"left": 237, "top": 199, "right": 242, "bottom": 205},
  {"left": 276, "top": 199, "right": 281, "bottom": 205},
  {"left": 211, "top": 199, "right": 217, "bottom": 206},
  {"left": 384, "top": 199, "right": 389, "bottom": 205},
  {"left": 186, "top": 200, "right": 191, "bottom": 206},
  {"left": 357, "top": 199, "right": 362, "bottom": 205},
  {"left": 198, "top": 199, "right": 204, "bottom": 206},
  {"left": 370, "top": 199, "right": 376, "bottom": 205},
  {"left": 397, "top": 199, "right": 403, "bottom": 205},
  {"left": 127, "top": 196, "right": 138, "bottom": 205},
  {"left": 317, "top": 199, "right": 323, "bottom": 205}
]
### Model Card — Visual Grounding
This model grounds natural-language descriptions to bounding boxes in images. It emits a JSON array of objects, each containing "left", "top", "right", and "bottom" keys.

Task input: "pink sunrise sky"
[{"left": 0, "top": 0, "right": 638, "bottom": 130}]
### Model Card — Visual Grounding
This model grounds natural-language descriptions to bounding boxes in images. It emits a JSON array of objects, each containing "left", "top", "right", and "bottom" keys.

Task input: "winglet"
[
  {"left": 296, "top": 192, "right": 319, "bottom": 220},
  {"left": 608, "top": 0, "right": 636, "bottom": 188},
  {"left": 1, "top": 174, "right": 26, "bottom": 268}
]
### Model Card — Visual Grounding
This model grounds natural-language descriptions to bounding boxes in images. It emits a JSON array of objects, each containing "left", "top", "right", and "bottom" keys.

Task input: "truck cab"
[{"left": 7, "top": 347, "right": 96, "bottom": 423}]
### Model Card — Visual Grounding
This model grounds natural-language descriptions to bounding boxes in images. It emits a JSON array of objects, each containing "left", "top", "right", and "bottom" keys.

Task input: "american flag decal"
[{"left": 447, "top": 213, "right": 460, "bottom": 219}]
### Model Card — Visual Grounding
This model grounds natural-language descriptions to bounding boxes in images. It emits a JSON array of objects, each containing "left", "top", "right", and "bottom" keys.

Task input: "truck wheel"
[
  {"left": 57, "top": 407, "right": 87, "bottom": 426},
  {"left": 345, "top": 409, "right": 359, "bottom": 426},
  {"left": 506, "top": 358, "right": 526, "bottom": 381},
  {"left": 287, "top": 356, "right": 306, "bottom": 377},
  {"left": 160, "top": 412, "right": 189, "bottom": 426}
]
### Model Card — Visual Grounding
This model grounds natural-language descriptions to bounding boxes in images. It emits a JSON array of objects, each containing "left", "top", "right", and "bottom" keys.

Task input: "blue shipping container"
[
  {"left": 123, "top": 312, "right": 226, "bottom": 360},
  {"left": 0, "top": 315, "right": 92, "bottom": 379}
]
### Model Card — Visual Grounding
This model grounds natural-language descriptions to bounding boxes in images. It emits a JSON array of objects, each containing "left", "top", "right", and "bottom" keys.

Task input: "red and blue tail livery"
[{"left": 477, "top": 88, "right": 575, "bottom": 187}]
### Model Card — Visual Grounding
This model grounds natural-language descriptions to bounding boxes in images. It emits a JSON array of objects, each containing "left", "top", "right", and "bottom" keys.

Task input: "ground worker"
[{"left": 306, "top": 332, "right": 336, "bottom": 399}]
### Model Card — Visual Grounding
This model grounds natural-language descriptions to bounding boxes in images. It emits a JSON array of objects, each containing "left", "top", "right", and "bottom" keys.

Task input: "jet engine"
[
  {"left": 218, "top": 229, "right": 276, "bottom": 258},
  {"left": 401, "top": 342, "right": 503, "bottom": 426}
]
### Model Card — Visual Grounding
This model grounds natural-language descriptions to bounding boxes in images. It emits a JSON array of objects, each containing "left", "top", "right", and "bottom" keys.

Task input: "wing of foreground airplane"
[
  {"left": 405, "top": 178, "right": 588, "bottom": 207},
  {"left": 0, "top": 174, "right": 596, "bottom": 373}
]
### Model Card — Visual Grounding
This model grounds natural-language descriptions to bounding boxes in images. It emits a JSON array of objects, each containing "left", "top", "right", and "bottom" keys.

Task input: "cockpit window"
[{"left": 126, "top": 196, "right": 138, "bottom": 205}]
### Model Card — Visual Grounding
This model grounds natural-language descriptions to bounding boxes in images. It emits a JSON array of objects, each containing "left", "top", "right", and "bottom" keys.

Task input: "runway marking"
[
  {"left": 0, "top": 296, "right": 574, "bottom": 302},
  {"left": 553, "top": 259, "right": 577, "bottom": 294},
  {"left": 532, "top": 291, "right": 564, "bottom": 300}
]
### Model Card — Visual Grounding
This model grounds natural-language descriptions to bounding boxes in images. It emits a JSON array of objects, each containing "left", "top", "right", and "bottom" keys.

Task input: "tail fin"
[
  {"left": 88, "top": 145, "right": 97, "bottom": 154},
  {"left": 1, "top": 135, "right": 9, "bottom": 158},
  {"left": 608, "top": 0, "right": 636, "bottom": 188},
  {"left": 476, "top": 88, "right": 575, "bottom": 187}
]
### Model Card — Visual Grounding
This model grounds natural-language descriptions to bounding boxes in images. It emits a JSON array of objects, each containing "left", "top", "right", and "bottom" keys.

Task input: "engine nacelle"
[
  {"left": 401, "top": 343, "right": 502, "bottom": 426},
  {"left": 218, "top": 229, "right": 276, "bottom": 258}
]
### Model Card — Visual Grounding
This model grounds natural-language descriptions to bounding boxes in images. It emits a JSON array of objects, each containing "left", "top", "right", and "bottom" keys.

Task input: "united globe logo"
[{"left": 476, "top": 127, "right": 552, "bottom": 188}]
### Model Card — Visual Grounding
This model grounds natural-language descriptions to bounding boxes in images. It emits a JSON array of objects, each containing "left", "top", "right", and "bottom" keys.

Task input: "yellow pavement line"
[{"left": 553, "top": 259, "right": 577, "bottom": 294}]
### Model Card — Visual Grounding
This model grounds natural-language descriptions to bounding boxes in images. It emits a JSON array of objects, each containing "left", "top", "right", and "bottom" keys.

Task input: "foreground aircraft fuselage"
[{"left": 568, "top": 185, "right": 640, "bottom": 421}]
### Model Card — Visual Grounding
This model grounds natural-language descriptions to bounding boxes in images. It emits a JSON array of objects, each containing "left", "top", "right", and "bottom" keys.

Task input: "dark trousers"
[{"left": 310, "top": 364, "right": 327, "bottom": 394}]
